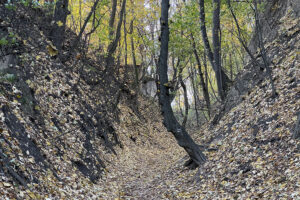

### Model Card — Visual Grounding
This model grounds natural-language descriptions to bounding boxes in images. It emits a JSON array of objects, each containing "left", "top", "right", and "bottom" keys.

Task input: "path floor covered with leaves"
[
  {"left": 96, "top": 5, "right": 300, "bottom": 198},
  {"left": 1, "top": 1, "right": 299, "bottom": 199}
]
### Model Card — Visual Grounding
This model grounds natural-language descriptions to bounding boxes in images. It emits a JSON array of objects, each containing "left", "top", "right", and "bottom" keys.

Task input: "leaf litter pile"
[
  {"left": 140, "top": 4, "right": 300, "bottom": 199},
  {"left": 0, "top": 2, "right": 299, "bottom": 200},
  {"left": 0, "top": 3, "right": 184, "bottom": 199}
]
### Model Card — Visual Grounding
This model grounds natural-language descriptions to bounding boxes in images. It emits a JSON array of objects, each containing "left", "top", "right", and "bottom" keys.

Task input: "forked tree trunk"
[
  {"left": 226, "top": 0, "right": 263, "bottom": 70},
  {"left": 158, "top": 0, "right": 206, "bottom": 168},
  {"left": 107, "top": 0, "right": 126, "bottom": 60},
  {"left": 198, "top": 0, "right": 231, "bottom": 101},
  {"left": 76, "top": 0, "right": 101, "bottom": 45}
]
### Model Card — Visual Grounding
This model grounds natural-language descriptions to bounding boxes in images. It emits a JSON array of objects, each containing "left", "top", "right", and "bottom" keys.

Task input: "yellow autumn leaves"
[{"left": 46, "top": 43, "right": 58, "bottom": 57}]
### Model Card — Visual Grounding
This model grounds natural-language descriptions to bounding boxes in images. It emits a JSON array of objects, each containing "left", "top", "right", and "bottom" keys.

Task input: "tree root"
[{"left": 184, "top": 158, "right": 199, "bottom": 170}]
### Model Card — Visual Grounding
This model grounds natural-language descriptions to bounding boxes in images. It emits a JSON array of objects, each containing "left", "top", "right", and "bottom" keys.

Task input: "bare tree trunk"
[
  {"left": 123, "top": 7, "right": 128, "bottom": 66},
  {"left": 158, "top": 0, "right": 206, "bottom": 168},
  {"left": 180, "top": 75, "right": 189, "bottom": 128},
  {"left": 108, "top": 0, "right": 117, "bottom": 40},
  {"left": 189, "top": 66, "right": 200, "bottom": 126},
  {"left": 129, "top": 20, "right": 139, "bottom": 88},
  {"left": 116, "top": 37, "right": 122, "bottom": 66},
  {"left": 76, "top": 0, "right": 101, "bottom": 44},
  {"left": 207, "top": 68, "right": 221, "bottom": 103},
  {"left": 203, "top": 51, "right": 213, "bottom": 118},
  {"left": 226, "top": 0, "right": 263, "bottom": 70},
  {"left": 213, "top": 0, "right": 225, "bottom": 100},
  {"left": 229, "top": 53, "right": 233, "bottom": 80},
  {"left": 179, "top": 94, "right": 184, "bottom": 118},
  {"left": 106, "top": 0, "right": 126, "bottom": 62},
  {"left": 198, "top": 0, "right": 231, "bottom": 101},
  {"left": 203, "top": 50, "right": 209, "bottom": 95},
  {"left": 293, "top": 113, "right": 300, "bottom": 139},
  {"left": 191, "top": 34, "right": 211, "bottom": 118},
  {"left": 169, "top": 57, "right": 181, "bottom": 103},
  {"left": 79, "top": 0, "right": 82, "bottom": 30},
  {"left": 233, "top": 49, "right": 240, "bottom": 75},
  {"left": 253, "top": 0, "right": 277, "bottom": 97},
  {"left": 50, "top": 0, "right": 69, "bottom": 50}
]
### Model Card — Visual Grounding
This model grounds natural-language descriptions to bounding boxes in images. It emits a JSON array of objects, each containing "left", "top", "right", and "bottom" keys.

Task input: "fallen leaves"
[
  {"left": 121, "top": 5, "right": 300, "bottom": 199},
  {"left": 0, "top": 1, "right": 299, "bottom": 200},
  {"left": 56, "top": 21, "right": 64, "bottom": 27},
  {"left": 1, "top": 11, "right": 180, "bottom": 198},
  {"left": 46, "top": 44, "right": 58, "bottom": 57},
  {"left": 3, "top": 182, "right": 12, "bottom": 187}
]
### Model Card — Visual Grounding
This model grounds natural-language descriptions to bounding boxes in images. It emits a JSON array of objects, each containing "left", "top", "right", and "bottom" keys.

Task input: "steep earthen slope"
[
  {"left": 0, "top": 4, "right": 184, "bottom": 199},
  {"left": 141, "top": 1, "right": 300, "bottom": 199},
  {"left": 1, "top": 1, "right": 299, "bottom": 199}
]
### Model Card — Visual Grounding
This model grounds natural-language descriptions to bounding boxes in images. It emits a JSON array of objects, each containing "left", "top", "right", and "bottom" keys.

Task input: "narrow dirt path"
[
  {"left": 100, "top": 132, "right": 185, "bottom": 199},
  {"left": 89, "top": 100, "right": 187, "bottom": 199}
]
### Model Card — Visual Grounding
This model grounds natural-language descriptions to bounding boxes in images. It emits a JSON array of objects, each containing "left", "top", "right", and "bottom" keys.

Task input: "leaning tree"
[{"left": 158, "top": 0, "right": 206, "bottom": 168}]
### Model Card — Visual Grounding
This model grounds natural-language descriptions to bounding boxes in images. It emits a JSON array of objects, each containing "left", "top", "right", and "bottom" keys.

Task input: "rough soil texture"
[
  {"left": 1, "top": 1, "right": 300, "bottom": 200},
  {"left": 138, "top": 2, "right": 300, "bottom": 199},
  {"left": 103, "top": 1, "right": 300, "bottom": 199},
  {"left": 0, "top": 3, "right": 184, "bottom": 199},
  {"left": 96, "top": 102, "right": 185, "bottom": 199}
]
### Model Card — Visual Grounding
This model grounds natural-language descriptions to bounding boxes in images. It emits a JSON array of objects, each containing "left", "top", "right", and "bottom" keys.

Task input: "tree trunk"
[
  {"left": 123, "top": 7, "right": 128, "bottom": 66},
  {"left": 50, "top": 0, "right": 69, "bottom": 50},
  {"left": 180, "top": 75, "right": 189, "bottom": 128},
  {"left": 158, "top": 0, "right": 206, "bottom": 168},
  {"left": 253, "top": 0, "right": 277, "bottom": 97},
  {"left": 198, "top": 0, "right": 231, "bottom": 101},
  {"left": 191, "top": 34, "right": 211, "bottom": 118},
  {"left": 108, "top": 0, "right": 117, "bottom": 40},
  {"left": 212, "top": 0, "right": 225, "bottom": 100},
  {"left": 76, "top": 0, "right": 101, "bottom": 45},
  {"left": 230, "top": 53, "right": 233, "bottom": 80},
  {"left": 107, "top": 0, "right": 126, "bottom": 59},
  {"left": 129, "top": 20, "right": 139, "bottom": 88},
  {"left": 169, "top": 57, "right": 181, "bottom": 103},
  {"left": 189, "top": 66, "right": 200, "bottom": 126},
  {"left": 179, "top": 94, "right": 184, "bottom": 118},
  {"left": 293, "top": 113, "right": 300, "bottom": 139},
  {"left": 226, "top": 0, "right": 263, "bottom": 70}
]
